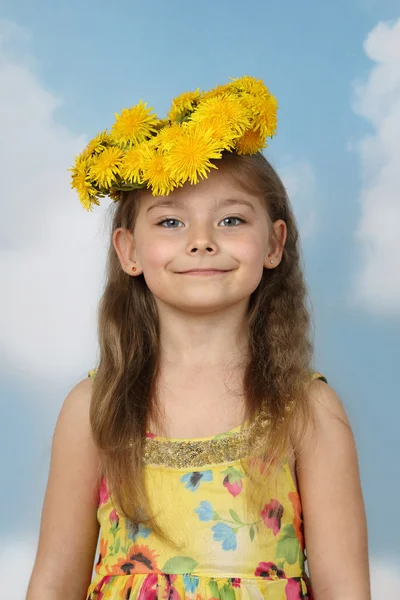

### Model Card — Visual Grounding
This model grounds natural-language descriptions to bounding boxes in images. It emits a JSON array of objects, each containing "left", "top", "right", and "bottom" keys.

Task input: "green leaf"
[
  {"left": 276, "top": 524, "right": 299, "bottom": 565},
  {"left": 221, "top": 466, "right": 246, "bottom": 482},
  {"left": 220, "top": 583, "right": 235, "bottom": 600},
  {"left": 114, "top": 538, "right": 120, "bottom": 553},
  {"left": 231, "top": 527, "right": 239, "bottom": 534},
  {"left": 213, "top": 512, "right": 221, "bottom": 520},
  {"left": 249, "top": 524, "right": 255, "bottom": 541},
  {"left": 208, "top": 580, "right": 219, "bottom": 597},
  {"left": 229, "top": 509, "right": 243, "bottom": 524},
  {"left": 162, "top": 556, "right": 198, "bottom": 574}
]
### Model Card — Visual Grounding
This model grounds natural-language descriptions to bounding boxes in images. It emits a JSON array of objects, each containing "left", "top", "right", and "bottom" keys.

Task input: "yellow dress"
[{"left": 86, "top": 370, "right": 327, "bottom": 600}]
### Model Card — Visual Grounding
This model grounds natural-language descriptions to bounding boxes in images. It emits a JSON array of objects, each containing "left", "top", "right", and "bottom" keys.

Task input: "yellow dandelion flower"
[
  {"left": 168, "top": 89, "right": 202, "bottom": 123},
  {"left": 89, "top": 146, "right": 124, "bottom": 188},
  {"left": 143, "top": 151, "right": 177, "bottom": 196},
  {"left": 235, "top": 128, "right": 268, "bottom": 155},
  {"left": 201, "top": 82, "right": 231, "bottom": 101},
  {"left": 153, "top": 118, "right": 171, "bottom": 131},
  {"left": 242, "top": 93, "right": 278, "bottom": 138},
  {"left": 120, "top": 143, "right": 153, "bottom": 185},
  {"left": 228, "top": 75, "right": 271, "bottom": 99},
  {"left": 190, "top": 95, "right": 251, "bottom": 138},
  {"left": 70, "top": 156, "right": 100, "bottom": 211},
  {"left": 111, "top": 100, "right": 159, "bottom": 147},
  {"left": 82, "top": 130, "right": 110, "bottom": 157},
  {"left": 164, "top": 122, "right": 223, "bottom": 186},
  {"left": 189, "top": 116, "right": 236, "bottom": 150},
  {"left": 154, "top": 123, "right": 184, "bottom": 151}
]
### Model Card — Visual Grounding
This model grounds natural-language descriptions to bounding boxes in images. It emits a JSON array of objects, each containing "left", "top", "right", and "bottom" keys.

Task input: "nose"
[{"left": 186, "top": 222, "right": 217, "bottom": 254}]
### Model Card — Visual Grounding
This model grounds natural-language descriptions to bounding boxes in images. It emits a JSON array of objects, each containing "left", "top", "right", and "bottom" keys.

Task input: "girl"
[{"left": 27, "top": 76, "right": 370, "bottom": 600}]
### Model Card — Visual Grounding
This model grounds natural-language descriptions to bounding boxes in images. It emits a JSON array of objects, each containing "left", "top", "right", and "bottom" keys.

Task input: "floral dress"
[{"left": 86, "top": 370, "right": 327, "bottom": 600}]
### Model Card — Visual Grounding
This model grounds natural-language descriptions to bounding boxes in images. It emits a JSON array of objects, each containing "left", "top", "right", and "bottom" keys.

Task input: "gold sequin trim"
[
  {"left": 142, "top": 411, "right": 271, "bottom": 468},
  {"left": 88, "top": 368, "right": 327, "bottom": 469}
]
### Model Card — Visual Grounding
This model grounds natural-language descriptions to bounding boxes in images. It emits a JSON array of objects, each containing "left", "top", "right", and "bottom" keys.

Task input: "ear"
[
  {"left": 264, "top": 219, "right": 287, "bottom": 269},
  {"left": 112, "top": 227, "right": 142, "bottom": 276}
]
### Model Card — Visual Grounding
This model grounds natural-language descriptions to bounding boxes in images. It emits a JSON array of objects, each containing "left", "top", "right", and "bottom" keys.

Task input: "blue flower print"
[
  {"left": 126, "top": 520, "right": 152, "bottom": 541},
  {"left": 180, "top": 470, "right": 213, "bottom": 491},
  {"left": 183, "top": 574, "right": 200, "bottom": 593},
  {"left": 212, "top": 523, "right": 238, "bottom": 551},
  {"left": 194, "top": 500, "right": 215, "bottom": 522}
]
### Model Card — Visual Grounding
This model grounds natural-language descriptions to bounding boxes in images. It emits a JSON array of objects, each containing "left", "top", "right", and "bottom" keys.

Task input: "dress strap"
[{"left": 311, "top": 370, "right": 328, "bottom": 384}]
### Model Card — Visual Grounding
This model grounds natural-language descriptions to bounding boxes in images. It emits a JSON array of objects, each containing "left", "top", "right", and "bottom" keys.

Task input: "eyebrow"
[{"left": 146, "top": 197, "right": 256, "bottom": 213}]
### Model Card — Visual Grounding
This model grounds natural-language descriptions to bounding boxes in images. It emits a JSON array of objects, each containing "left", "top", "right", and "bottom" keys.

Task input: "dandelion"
[
  {"left": 111, "top": 100, "right": 159, "bottom": 147},
  {"left": 168, "top": 89, "right": 202, "bottom": 123},
  {"left": 234, "top": 128, "right": 268, "bottom": 155},
  {"left": 190, "top": 95, "right": 251, "bottom": 139},
  {"left": 81, "top": 130, "right": 110, "bottom": 157},
  {"left": 120, "top": 143, "right": 153, "bottom": 185},
  {"left": 70, "top": 155, "right": 99, "bottom": 211},
  {"left": 89, "top": 146, "right": 124, "bottom": 188},
  {"left": 143, "top": 151, "right": 178, "bottom": 196},
  {"left": 164, "top": 123, "right": 222, "bottom": 186}
]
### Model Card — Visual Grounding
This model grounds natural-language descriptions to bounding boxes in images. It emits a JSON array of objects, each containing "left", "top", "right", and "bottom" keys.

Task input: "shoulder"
[
  {"left": 294, "top": 379, "right": 370, "bottom": 594},
  {"left": 303, "top": 377, "right": 351, "bottom": 444},
  {"left": 57, "top": 374, "right": 93, "bottom": 429}
]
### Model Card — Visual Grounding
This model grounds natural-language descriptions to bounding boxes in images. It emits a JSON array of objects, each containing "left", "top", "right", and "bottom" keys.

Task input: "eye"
[
  {"left": 157, "top": 218, "right": 184, "bottom": 228},
  {"left": 220, "top": 216, "right": 245, "bottom": 227},
  {"left": 156, "top": 216, "right": 246, "bottom": 228}
]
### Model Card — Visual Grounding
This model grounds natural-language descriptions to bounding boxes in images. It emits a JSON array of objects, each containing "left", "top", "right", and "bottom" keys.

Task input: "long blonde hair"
[{"left": 89, "top": 150, "right": 317, "bottom": 548}]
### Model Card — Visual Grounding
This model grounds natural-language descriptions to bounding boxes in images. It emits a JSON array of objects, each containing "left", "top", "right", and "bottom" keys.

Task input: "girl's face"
[{"left": 114, "top": 168, "right": 287, "bottom": 314}]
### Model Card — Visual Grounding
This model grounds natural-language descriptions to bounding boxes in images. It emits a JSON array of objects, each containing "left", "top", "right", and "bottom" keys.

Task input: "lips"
[{"left": 179, "top": 269, "right": 230, "bottom": 273}]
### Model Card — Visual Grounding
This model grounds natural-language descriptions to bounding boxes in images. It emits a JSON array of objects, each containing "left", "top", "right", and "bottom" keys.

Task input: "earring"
[
  {"left": 132, "top": 266, "right": 137, "bottom": 271},
  {"left": 270, "top": 260, "right": 274, "bottom": 264}
]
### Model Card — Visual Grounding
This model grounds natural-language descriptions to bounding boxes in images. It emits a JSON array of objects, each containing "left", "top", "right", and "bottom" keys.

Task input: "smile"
[{"left": 178, "top": 270, "right": 232, "bottom": 276}]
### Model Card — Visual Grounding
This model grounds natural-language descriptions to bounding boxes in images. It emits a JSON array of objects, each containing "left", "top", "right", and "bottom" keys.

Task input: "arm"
[
  {"left": 26, "top": 377, "right": 101, "bottom": 600},
  {"left": 295, "top": 379, "right": 371, "bottom": 600}
]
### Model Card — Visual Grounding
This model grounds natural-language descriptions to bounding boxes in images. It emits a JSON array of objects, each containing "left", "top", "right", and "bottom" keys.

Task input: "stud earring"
[
  {"left": 132, "top": 266, "right": 137, "bottom": 271},
  {"left": 270, "top": 260, "right": 274, "bottom": 264}
]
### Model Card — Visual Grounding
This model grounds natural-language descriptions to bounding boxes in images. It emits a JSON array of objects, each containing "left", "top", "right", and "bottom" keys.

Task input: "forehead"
[{"left": 139, "top": 167, "right": 264, "bottom": 213}]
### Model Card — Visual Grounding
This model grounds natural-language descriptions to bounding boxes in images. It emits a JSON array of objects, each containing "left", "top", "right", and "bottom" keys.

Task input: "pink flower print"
[
  {"left": 91, "top": 575, "right": 113, "bottom": 600},
  {"left": 261, "top": 498, "right": 284, "bottom": 536},
  {"left": 285, "top": 577, "right": 303, "bottom": 599},
  {"left": 110, "top": 508, "right": 119, "bottom": 527},
  {"left": 109, "top": 510, "right": 120, "bottom": 536},
  {"left": 138, "top": 573, "right": 159, "bottom": 600},
  {"left": 98, "top": 476, "right": 110, "bottom": 506},
  {"left": 146, "top": 431, "right": 156, "bottom": 439},
  {"left": 164, "top": 574, "right": 181, "bottom": 600},
  {"left": 255, "top": 561, "right": 286, "bottom": 579},
  {"left": 221, "top": 466, "right": 245, "bottom": 497},
  {"left": 231, "top": 578, "right": 241, "bottom": 587},
  {"left": 223, "top": 477, "right": 242, "bottom": 497}
]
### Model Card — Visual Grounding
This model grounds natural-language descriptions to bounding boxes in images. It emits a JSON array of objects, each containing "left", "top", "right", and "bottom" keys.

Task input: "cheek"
[
  {"left": 232, "top": 236, "right": 266, "bottom": 264},
  {"left": 141, "top": 238, "right": 176, "bottom": 269}
]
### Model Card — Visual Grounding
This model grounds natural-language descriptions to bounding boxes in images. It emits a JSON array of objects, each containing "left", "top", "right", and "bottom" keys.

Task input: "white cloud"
[
  {"left": 370, "top": 556, "right": 400, "bottom": 599},
  {"left": 349, "top": 19, "right": 400, "bottom": 316},
  {"left": 0, "top": 535, "right": 100, "bottom": 599},
  {"left": 0, "top": 20, "right": 111, "bottom": 385},
  {"left": 0, "top": 537, "right": 36, "bottom": 600}
]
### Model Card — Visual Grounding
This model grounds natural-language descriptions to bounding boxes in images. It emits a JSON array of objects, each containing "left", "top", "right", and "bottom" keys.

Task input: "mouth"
[{"left": 178, "top": 269, "right": 232, "bottom": 275}]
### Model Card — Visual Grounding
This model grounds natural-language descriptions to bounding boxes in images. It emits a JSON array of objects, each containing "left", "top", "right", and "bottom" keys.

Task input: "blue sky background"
[{"left": 0, "top": 0, "right": 399, "bottom": 596}]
